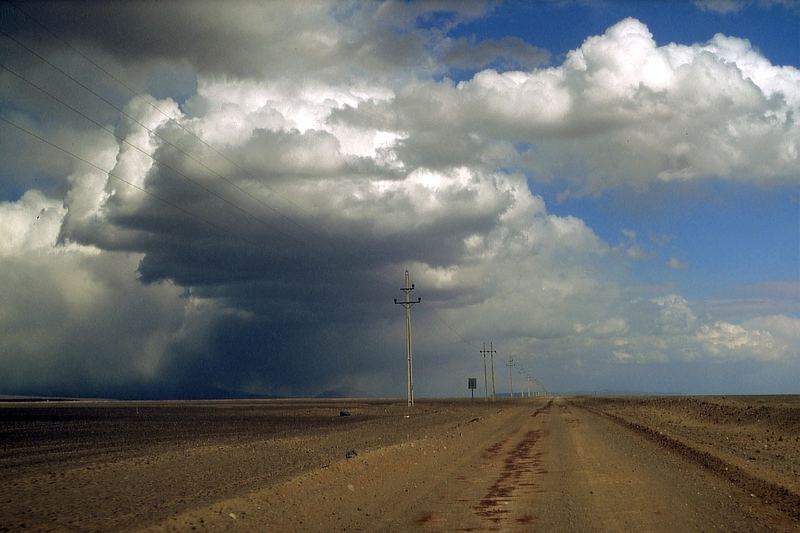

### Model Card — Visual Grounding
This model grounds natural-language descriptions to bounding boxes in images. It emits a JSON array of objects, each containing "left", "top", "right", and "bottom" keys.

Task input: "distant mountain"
[
  {"left": 314, "top": 387, "right": 364, "bottom": 399},
  {"left": 0, "top": 394, "right": 81, "bottom": 402}
]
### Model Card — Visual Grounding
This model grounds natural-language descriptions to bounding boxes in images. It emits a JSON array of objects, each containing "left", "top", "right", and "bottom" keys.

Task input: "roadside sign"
[{"left": 468, "top": 378, "right": 477, "bottom": 389}]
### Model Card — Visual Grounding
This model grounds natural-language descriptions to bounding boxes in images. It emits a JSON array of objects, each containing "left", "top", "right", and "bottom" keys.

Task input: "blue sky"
[
  {"left": 544, "top": 180, "right": 798, "bottom": 300},
  {"left": 454, "top": 1, "right": 799, "bottom": 66},
  {"left": 0, "top": 1, "right": 797, "bottom": 398}
]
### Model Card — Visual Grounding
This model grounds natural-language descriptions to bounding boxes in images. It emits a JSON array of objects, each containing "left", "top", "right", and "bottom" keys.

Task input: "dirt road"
[
  {"left": 159, "top": 398, "right": 795, "bottom": 532},
  {"left": 2, "top": 397, "right": 798, "bottom": 532}
]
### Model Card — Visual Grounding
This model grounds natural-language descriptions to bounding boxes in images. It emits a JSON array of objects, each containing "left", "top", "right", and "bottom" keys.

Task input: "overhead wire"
[
  {"left": 427, "top": 308, "right": 482, "bottom": 350},
  {"left": 0, "top": 61, "right": 307, "bottom": 253},
  {"left": 0, "top": 15, "right": 410, "bottom": 280},
  {"left": 0, "top": 27, "right": 328, "bottom": 252},
  {"left": 3, "top": 0, "right": 366, "bottom": 252},
  {"left": 0, "top": 114, "right": 263, "bottom": 249},
  {"left": 505, "top": 350, "right": 549, "bottom": 394}
]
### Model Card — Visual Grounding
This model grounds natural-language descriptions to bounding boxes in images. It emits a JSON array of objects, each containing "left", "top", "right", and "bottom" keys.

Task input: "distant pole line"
[
  {"left": 507, "top": 351, "right": 550, "bottom": 398},
  {"left": 507, "top": 357, "right": 515, "bottom": 399},
  {"left": 490, "top": 341, "right": 497, "bottom": 402},
  {"left": 480, "top": 343, "right": 488, "bottom": 402}
]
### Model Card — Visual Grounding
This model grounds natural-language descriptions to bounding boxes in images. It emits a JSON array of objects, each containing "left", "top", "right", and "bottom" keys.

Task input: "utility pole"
[
  {"left": 394, "top": 270, "right": 421, "bottom": 407},
  {"left": 480, "top": 343, "right": 489, "bottom": 402},
  {"left": 489, "top": 341, "right": 497, "bottom": 402},
  {"left": 507, "top": 357, "right": 515, "bottom": 399},
  {"left": 518, "top": 368, "right": 528, "bottom": 398}
]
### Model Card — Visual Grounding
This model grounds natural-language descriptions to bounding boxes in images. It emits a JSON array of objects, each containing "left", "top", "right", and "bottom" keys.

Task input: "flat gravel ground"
[{"left": 1, "top": 396, "right": 798, "bottom": 532}]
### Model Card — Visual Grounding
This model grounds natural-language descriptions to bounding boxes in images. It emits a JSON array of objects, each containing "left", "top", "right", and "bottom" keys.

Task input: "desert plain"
[{"left": 1, "top": 395, "right": 798, "bottom": 532}]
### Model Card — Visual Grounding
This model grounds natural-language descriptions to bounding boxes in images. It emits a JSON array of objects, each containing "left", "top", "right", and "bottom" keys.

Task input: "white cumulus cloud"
[
  {"left": 337, "top": 18, "right": 799, "bottom": 192},
  {"left": 696, "top": 321, "right": 788, "bottom": 360}
]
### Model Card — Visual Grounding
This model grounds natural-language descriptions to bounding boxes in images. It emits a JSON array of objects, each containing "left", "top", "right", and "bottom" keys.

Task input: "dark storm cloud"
[
  {"left": 45, "top": 90, "right": 518, "bottom": 348},
  {"left": 0, "top": 250, "right": 188, "bottom": 398},
  {"left": 6, "top": 2, "right": 333, "bottom": 79},
  {"left": 151, "top": 311, "right": 409, "bottom": 398},
  {"left": 4, "top": 1, "right": 492, "bottom": 83}
]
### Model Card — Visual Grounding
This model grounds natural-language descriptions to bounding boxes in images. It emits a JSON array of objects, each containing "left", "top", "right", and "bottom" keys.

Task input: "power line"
[
  {"left": 0, "top": 19, "right": 419, "bottom": 282},
  {"left": 0, "top": 23, "right": 403, "bottom": 288},
  {"left": 0, "top": 114, "right": 260, "bottom": 248},
  {"left": 0, "top": 27, "right": 327, "bottom": 251},
  {"left": 428, "top": 307, "right": 481, "bottom": 350},
  {"left": 506, "top": 356, "right": 515, "bottom": 399},
  {"left": 2, "top": 2, "right": 367, "bottom": 255},
  {"left": 5, "top": 1, "right": 158, "bottom": 110},
  {"left": 0, "top": 61, "right": 305, "bottom": 252},
  {"left": 507, "top": 352, "right": 550, "bottom": 397}
]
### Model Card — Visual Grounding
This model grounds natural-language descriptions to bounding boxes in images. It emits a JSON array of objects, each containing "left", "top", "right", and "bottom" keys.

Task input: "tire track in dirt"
[{"left": 582, "top": 403, "right": 800, "bottom": 523}]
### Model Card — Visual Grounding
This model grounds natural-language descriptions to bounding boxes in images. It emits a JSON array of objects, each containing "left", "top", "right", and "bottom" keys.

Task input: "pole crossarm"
[{"left": 394, "top": 298, "right": 421, "bottom": 306}]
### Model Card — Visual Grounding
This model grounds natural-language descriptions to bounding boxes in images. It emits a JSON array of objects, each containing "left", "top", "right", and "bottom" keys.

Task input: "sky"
[{"left": 0, "top": 0, "right": 798, "bottom": 399}]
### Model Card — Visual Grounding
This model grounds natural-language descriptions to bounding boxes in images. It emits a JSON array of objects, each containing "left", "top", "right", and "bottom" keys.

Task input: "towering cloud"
[{"left": 335, "top": 18, "right": 799, "bottom": 192}]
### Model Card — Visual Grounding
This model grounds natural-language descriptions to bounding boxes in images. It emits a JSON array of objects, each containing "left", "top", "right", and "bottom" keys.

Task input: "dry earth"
[{"left": 1, "top": 396, "right": 798, "bottom": 532}]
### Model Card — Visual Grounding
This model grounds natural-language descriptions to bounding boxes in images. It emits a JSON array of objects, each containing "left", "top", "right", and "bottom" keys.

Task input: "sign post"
[{"left": 468, "top": 377, "right": 477, "bottom": 401}]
